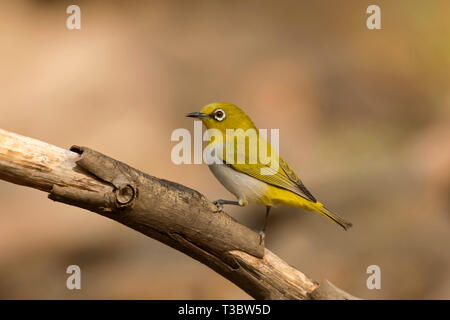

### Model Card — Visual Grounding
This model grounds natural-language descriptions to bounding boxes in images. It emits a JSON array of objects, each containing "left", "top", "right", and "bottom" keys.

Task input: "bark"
[{"left": 0, "top": 128, "right": 359, "bottom": 300}]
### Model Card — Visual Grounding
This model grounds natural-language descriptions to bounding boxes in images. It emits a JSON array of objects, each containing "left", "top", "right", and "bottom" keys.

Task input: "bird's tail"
[{"left": 313, "top": 203, "right": 353, "bottom": 231}]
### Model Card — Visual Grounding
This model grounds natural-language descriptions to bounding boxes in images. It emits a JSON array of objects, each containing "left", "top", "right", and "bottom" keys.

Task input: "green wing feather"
[{"left": 219, "top": 135, "right": 317, "bottom": 203}]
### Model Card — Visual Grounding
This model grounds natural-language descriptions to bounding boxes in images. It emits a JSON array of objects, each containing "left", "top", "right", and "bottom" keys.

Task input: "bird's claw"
[
  {"left": 213, "top": 200, "right": 223, "bottom": 213},
  {"left": 258, "top": 230, "right": 265, "bottom": 245}
]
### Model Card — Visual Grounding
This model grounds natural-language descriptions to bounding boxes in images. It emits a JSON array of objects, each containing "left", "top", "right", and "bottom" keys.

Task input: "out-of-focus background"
[{"left": 0, "top": 0, "right": 449, "bottom": 299}]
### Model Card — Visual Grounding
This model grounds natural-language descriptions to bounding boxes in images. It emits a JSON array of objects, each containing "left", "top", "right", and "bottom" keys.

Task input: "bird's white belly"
[{"left": 208, "top": 163, "right": 268, "bottom": 204}]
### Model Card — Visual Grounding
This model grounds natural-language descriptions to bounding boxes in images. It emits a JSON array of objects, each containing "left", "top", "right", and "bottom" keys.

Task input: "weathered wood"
[
  {"left": 0, "top": 129, "right": 110, "bottom": 193},
  {"left": 0, "top": 128, "right": 357, "bottom": 300}
]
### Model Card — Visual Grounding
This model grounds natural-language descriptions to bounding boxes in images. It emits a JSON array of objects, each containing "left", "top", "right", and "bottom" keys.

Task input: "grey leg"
[
  {"left": 259, "top": 206, "right": 271, "bottom": 244},
  {"left": 213, "top": 199, "right": 240, "bottom": 212}
]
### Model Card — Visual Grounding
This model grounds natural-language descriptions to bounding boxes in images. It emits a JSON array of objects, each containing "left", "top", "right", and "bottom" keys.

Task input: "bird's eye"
[{"left": 214, "top": 109, "right": 226, "bottom": 121}]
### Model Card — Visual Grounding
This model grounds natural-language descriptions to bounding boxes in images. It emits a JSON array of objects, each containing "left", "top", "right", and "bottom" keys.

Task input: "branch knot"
[{"left": 115, "top": 183, "right": 136, "bottom": 207}]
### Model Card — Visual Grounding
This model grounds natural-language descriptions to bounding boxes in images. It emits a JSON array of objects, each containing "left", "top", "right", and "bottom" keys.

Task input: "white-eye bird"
[{"left": 186, "top": 102, "right": 352, "bottom": 240}]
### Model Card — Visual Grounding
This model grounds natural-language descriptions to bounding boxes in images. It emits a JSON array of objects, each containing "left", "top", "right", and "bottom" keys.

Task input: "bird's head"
[{"left": 186, "top": 102, "right": 256, "bottom": 132}]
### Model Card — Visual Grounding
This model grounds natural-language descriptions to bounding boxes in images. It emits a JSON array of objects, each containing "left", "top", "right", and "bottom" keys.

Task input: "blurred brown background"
[{"left": 0, "top": 0, "right": 449, "bottom": 299}]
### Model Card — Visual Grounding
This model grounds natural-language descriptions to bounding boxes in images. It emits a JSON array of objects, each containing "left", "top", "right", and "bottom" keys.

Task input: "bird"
[{"left": 186, "top": 102, "right": 352, "bottom": 242}]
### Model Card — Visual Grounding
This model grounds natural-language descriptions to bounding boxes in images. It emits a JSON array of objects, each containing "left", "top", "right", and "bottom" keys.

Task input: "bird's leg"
[
  {"left": 212, "top": 199, "right": 240, "bottom": 213},
  {"left": 259, "top": 206, "right": 271, "bottom": 244}
]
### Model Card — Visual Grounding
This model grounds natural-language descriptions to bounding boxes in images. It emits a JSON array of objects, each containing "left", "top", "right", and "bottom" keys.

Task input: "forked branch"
[{"left": 0, "top": 128, "right": 358, "bottom": 300}]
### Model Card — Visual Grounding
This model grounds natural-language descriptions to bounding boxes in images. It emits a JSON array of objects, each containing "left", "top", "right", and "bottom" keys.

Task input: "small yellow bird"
[{"left": 187, "top": 102, "right": 352, "bottom": 240}]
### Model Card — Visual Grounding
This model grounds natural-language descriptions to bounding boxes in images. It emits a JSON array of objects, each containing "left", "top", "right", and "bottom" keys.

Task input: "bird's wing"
[{"left": 219, "top": 137, "right": 317, "bottom": 202}]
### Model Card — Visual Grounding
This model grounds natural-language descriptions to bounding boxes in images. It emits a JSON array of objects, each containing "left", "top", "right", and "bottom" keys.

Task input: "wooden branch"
[{"left": 0, "top": 128, "right": 358, "bottom": 300}]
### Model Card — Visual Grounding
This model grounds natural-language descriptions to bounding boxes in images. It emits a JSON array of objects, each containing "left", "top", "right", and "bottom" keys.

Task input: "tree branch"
[{"left": 0, "top": 128, "right": 358, "bottom": 300}]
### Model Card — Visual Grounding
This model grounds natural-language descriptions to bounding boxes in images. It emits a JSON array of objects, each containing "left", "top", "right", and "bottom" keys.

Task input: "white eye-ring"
[{"left": 213, "top": 108, "right": 226, "bottom": 121}]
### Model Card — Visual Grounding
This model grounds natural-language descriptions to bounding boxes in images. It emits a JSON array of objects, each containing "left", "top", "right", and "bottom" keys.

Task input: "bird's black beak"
[{"left": 186, "top": 112, "right": 210, "bottom": 119}]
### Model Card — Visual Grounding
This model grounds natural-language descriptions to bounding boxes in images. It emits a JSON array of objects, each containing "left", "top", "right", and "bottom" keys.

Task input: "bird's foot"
[
  {"left": 258, "top": 230, "right": 265, "bottom": 245},
  {"left": 212, "top": 200, "right": 224, "bottom": 213},
  {"left": 212, "top": 199, "right": 240, "bottom": 213}
]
